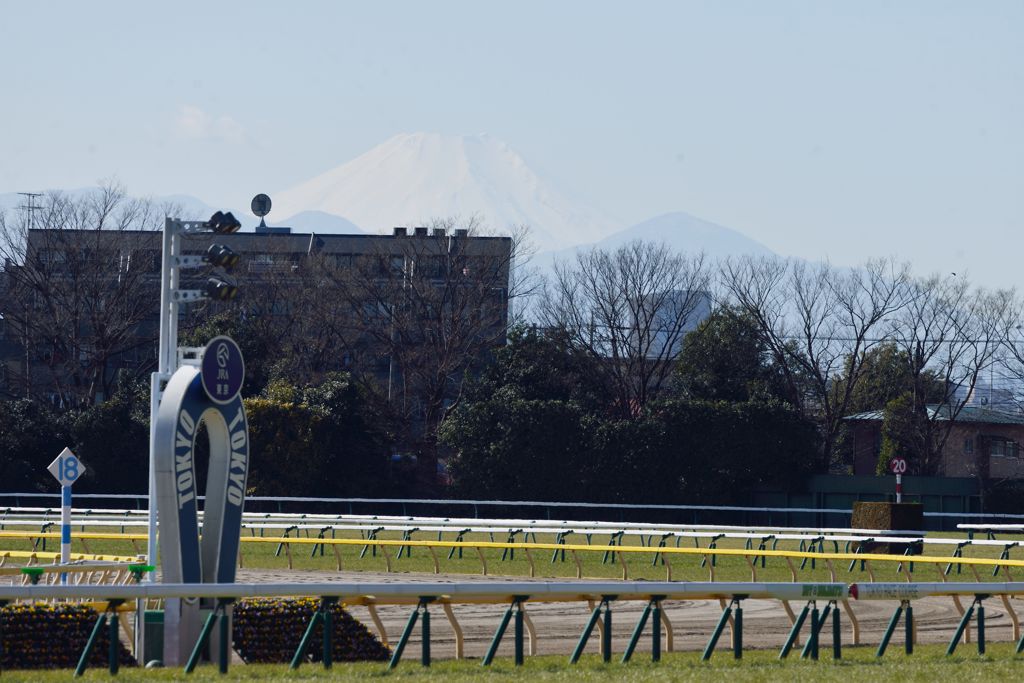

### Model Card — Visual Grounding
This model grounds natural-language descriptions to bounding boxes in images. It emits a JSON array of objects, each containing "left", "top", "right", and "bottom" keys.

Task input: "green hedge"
[
  {"left": 851, "top": 502, "right": 924, "bottom": 554},
  {"left": 0, "top": 603, "right": 135, "bottom": 670},
  {"left": 232, "top": 598, "right": 390, "bottom": 664}
]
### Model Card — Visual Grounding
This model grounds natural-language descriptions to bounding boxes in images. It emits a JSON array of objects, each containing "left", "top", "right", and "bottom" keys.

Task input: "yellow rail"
[{"left": 4, "top": 529, "right": 1021, "bottom": 578}]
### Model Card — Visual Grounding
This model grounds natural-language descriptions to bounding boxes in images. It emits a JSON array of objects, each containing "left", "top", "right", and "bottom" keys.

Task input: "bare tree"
[
  {"left": 309, "top": 217, "right": 531, "bottom": 485},
  {"left": 888, "top": 274, "right": 1013, "bottom": 475},
  {"left": 540, "top": 241, "right": 711, "bottom": 417},
  {"left": 0, "top": 184, "right": 169, "bottom": 405},
  {"left": 720, "top": 256, "right": 910, "bottom": 470}
]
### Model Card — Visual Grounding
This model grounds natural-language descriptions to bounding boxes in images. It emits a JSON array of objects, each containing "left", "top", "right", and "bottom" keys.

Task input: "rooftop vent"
[
  {"left": 432, "top": 228, "right": 446, "bottom": 238},
  {"left": 393, "top": 227, "right": 408, "bottom": 236},
  {"left": 454, "top": 229, "right": 469, "bottom": 238},
  {"left": 414, "top": 227, "right": 428, "bottom": 237}
]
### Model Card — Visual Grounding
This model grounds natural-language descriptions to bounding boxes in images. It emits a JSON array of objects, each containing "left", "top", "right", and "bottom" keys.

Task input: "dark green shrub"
[{"left": 851, "top": 501, "right": 924, "bottom": 554}]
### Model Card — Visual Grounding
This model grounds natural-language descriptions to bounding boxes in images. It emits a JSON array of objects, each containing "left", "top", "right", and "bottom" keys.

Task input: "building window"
[
  {"left": 989, "top": 439, "right": 1019, "bottom": 459},
  {"left": 964, "top": 438, "right": 974, "bottom": 455}
]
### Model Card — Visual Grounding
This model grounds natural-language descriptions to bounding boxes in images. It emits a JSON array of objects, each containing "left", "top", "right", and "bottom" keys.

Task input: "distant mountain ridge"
[
  {"left": 2, "top": 133, "right": 779, "bottom": 262},
  {"left": 272, "top": 132, "right": 621, "bottom": 250}
]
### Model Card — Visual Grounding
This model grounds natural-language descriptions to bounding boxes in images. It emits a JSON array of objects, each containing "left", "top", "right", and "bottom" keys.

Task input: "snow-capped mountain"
[
  {"left": 589, "top": 212, "right": 774, "bottom": 259},
  {"left": 276, "top": 210, "right": 364, "bottom": 234},
  {"left": 272, "top": 132, "right": 621, "bottom": 251},
  {"left": 537, "top": 211, "right": 776, "bottom": 275}
]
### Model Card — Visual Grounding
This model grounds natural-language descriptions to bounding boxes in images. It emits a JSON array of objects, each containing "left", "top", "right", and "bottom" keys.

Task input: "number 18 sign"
[{"left": 48, "top": 447, "right": 85, "bottom": 487}]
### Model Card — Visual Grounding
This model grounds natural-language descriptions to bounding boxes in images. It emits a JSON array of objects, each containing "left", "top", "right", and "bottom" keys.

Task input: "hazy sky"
[{"left": 1, "top": 1, "right": 1021, "bottom": 286}]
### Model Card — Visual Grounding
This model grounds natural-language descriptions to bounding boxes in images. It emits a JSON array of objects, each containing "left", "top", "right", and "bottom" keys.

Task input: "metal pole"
[
  {"left": 219, "top": 604, "right": 230, "bottom": 674},
  {"left": 876, "top": 603, "right": 903, "bottom": 657},
  {"left": 60, "top": 484, "right": 71, "bottom": 584},
  {"left": 421, "top": 605, "right": 431, "bottom": 667},
  {"left": 702, "top": 601, "right": 733, "bottom": 660},
  {"left": 322, "top": 599, "right": 334, "bottom": 670},
  {"left": 482, "top": 605, "right": 514, "bottom": 666},
  {"left": 733, "top": 601, "right": 743, "bottom": 659},
  {"left": 946, "top": 602, "right": 974, "bottom": 655},
  {"left": 832, "top": 601, "right": 841, "bottom": 659},
  {"left": 601, "top": 600, "right": 612, "bottom": 663},
  {"left": 75, "top": 613, "right": 107, "bottom": 677},
  {"left": 514, "top": 603, "right": 524, "bottom": 666},
  {"left": 652, "top": 601, "right": 661, "bottom": 662},
  {"left": 977, "top": 600, "right": 985, "bottom": 655},
  {"left": 108, "top": 606, "right": 121, "bottom": 676},
  {"left": 905, "top": 603, "right": 914, "bottom": 655}
]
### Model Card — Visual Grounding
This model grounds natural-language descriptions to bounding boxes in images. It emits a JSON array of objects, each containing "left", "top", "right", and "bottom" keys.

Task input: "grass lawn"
[
  {"left": 5, "top": 643, "right": 1024, "bottom": 682},
  {"left": 6, "top": 526, "right": 1024, "bottom": 584}
]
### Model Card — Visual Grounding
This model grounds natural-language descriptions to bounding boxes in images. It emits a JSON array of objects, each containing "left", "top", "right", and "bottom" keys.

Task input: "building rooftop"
[{"left": 844, "top": 404, "right": 1024, "bottom": 425}]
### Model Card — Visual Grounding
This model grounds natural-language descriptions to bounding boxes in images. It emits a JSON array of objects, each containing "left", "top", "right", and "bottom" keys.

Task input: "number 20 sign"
[
  {"left": 889, "top": 457, "right": 907, "bottom": 475},
  {"left": 47, "top": 447, "right": 86, "bottom": 487}
]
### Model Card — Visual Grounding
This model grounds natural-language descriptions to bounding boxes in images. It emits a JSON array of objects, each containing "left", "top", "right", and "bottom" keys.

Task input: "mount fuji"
[{"left": 272, "top": 132, "right": 621, "bottom": 251}]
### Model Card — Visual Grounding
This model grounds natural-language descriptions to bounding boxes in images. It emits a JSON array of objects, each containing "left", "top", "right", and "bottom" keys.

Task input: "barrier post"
[
  {"left": 219, "top": 602, "right": 230, "bottom": 674},
  {"left": 601, "top": 596, "right": 613, "bottom": 662},
  {"left": 622, "top": 601, "right": 653, "bottom": 663},
  {"left": 185, "top": 609, "right": 218, "bottom": 674},
  {"left": 977, "top": 598, "right": 986, "bottom": 655},
  {"left": 570, "top": 599, "right": 606, "bottom": 664},
  {"left": 322, "top": 597, "right": 338, "bottom": 670},
  {"left": 421, "top": 601, "right": 430, "bottom": 667},
  {"left": 905, "top": 603, "right": 914, "bottom": 655},
  {"left": 779, "top": 603, "right": 810, "bottom": 659},
  {"left": 946, "top": 600, "right": 976, "bottom": 655},
  {"left": 75, "top": 612, "right": 108, "bottom": 677},
  {"left": 289, "top": 611, "right": 323, "bottom": 669},
  {"left": 734, "top": 600, "right": 743, "bottom": 659},
  {"left": 108, "top": 602, "right": 121, "bottom": 675},
  {"left": 876, "top": 602, "right": 904, "bottom": 657},
  {"left": 808, "top": 602, "right": 819, "bottom": 661},
  {"left": 652, "top": 600, "right": 662, "bottom": 662},
  {"left": 514, "top": 600, "right": 524, "bottom": 666},
  {"left": 832, "top": 600, "right": 841, "bottom": 659},
  {"left": 482, "top": 603, "right": 515, "bottom": 666},
  {"left": 702, "top": 598, "right": 735, "bottom": 661},
  {"left": 387, "top": 605, "right": 419, "bottom": 669},
  {"left": 801, "top": 602, "right": 830, "bottom": 659}
]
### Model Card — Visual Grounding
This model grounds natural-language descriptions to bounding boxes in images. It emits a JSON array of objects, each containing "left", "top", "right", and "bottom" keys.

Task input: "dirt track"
[{"left": 237, "top": 568, "right": 1016, "bottom": 658}]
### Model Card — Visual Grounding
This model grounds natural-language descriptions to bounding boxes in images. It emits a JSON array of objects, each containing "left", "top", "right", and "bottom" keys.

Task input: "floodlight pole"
[{"left": 148, "top": 218, "right": 213, "bottom": 572}]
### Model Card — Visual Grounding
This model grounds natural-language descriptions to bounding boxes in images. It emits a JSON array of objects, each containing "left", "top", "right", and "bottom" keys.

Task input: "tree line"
[{"left": 2, "top": 187, "right": 1023, "bottom": 501}]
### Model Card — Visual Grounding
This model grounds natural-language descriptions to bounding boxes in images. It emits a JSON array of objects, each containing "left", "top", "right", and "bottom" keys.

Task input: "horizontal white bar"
[{"left": 851, "top": 582, "right": 1024, "bottom": 600}]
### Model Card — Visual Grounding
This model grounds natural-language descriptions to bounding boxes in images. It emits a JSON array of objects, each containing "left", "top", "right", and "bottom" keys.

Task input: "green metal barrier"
[
  {"left": 570, "top": 596, "right": 614, "bottom": 664},
  {"left": 74, "top": 599, "right": 124, "bottom": 677},
  {"left": 622, "top": 596, "right": 666, "bottom": 663},
  {"left": 290, "top": 596, "right": 339, "bottom": 670},
  {"left": 387, "top": 597, "right": 434, "bottom": 670},
  {"left": 947, "top": 595, "right": 987, "bottom": 656},
  {"left": 482, "top": 596, "right": 529, "bottom": 666},
  {"left": 183, "top": 598, "right": 233, "bottom": 675},
  {"left": 702, "top": 597, "right": 743, "bottom": 660}
]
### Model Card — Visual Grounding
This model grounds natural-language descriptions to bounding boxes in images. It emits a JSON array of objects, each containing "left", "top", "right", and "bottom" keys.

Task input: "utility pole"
[{"left": 16, "top": 192, "right": 42, "bottom": 230}]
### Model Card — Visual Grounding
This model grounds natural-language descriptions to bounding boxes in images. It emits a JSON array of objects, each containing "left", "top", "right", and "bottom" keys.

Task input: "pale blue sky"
[{"left": 1, "top": 1, "right": 1021, "bottom": 286}]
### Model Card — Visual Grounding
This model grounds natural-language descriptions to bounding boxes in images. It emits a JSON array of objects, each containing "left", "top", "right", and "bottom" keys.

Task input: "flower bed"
[
  {"left": 232, "top": 598, "right": 390, "bottom": 664},
  {"left": 0, "top": 603, "right": 135, "bottom": 670}
]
